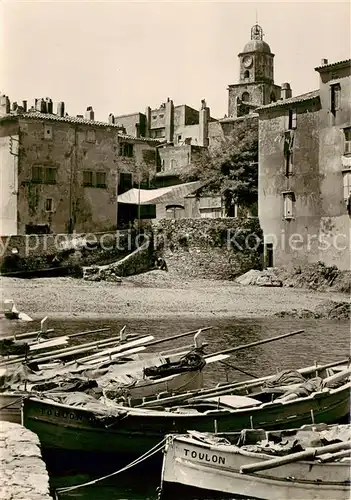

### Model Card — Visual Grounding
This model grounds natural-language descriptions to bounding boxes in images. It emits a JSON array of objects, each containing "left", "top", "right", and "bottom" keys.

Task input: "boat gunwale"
[
  {"left": 173, "top": 456, "right": 351, "bottom": 488},
  {"left": 168, "top": 434, "right": 351, "bottom": 465},
  {"left": 23, "top": 378, "right": 351, "bottom": 419}
]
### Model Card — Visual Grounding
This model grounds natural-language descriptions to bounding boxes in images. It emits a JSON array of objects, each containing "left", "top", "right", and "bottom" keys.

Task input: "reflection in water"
[{"left": 1, "top": 316, "right": 349, "bottom": 499}]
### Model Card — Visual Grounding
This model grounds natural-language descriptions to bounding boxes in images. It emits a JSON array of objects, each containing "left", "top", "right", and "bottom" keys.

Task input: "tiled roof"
[
  {"left": 219, "top": 113, "right": 259, "bottom": 123},
  {"left": 256, "top": 90, "right": 320, "bottom": 111},
  {"left": 315, "top": 59, "right": 351, "bottom": 71},
  {"left": 0, "top": 111, "right": 161, "bottom": 143}
]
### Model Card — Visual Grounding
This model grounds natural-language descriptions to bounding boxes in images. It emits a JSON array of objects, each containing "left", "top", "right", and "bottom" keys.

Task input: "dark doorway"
[{"left": 266, "top": 243, "right": 274, "bottom": 268}]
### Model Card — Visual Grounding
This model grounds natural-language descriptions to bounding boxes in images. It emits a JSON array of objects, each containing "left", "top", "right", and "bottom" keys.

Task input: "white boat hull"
[{"left": 161, "top": 435, "right": 351, "bottom": 500}]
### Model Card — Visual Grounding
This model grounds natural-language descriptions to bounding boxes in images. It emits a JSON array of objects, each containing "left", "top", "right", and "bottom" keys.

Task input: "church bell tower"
[{"left": 228, "top": 24, "right": 281, "bottom": 118}]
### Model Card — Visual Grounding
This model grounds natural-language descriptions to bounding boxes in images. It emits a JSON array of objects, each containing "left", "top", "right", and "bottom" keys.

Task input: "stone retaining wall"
[
  {"left": 152, "top": 218, "right": 263, "bottom": 279},
  {"left": 83, "top": 238, "right": 154, "bottom": 281},
  {"left": 0, "top": 230, "right": 137, "bottom": 275},
  {"left": 0, "top": 421, "right": 52, "bottom": 500}
]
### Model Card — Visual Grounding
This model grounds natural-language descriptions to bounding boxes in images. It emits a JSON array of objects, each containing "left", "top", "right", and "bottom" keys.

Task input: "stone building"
[
  {"left": 258, "top": 58, "right": 351, "bottom": 271},
  {"left": 0, "top": 96, "right": 160, "bottom": 235}
]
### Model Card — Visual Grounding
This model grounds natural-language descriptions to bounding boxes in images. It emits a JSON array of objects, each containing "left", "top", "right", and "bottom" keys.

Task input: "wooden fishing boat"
[
  {"left": 22, "top": 362, "right": 350, "bottom": 457},
  {"left": 0, "top": 334, "right": 211, "bottom": 423},
  {"left": 159, "top": 424, "right": 351, "bottom": 500}
]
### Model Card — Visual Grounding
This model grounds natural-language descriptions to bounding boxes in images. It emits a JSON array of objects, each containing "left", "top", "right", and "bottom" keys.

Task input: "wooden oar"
[
  {"left": 205, "top": 329, "right": 305, "bottom": 359},
  {"left": 219, "top": 359, "right": 258, "bottom": 379},
  {"left": 144, "top": 327, "right": 212, "bottom": 348},
  {"left": 240, "top": 441, "right": 351, "bottom": 474},
  {"left": 1, "top": 328, "right": 55, "bottom": 341},
  {"left": 29, "top": 336, "right": 69, "bottom": 351},
  {"left": 318, "top": 449, "right": 351, "bottom": 462},
  {"left": 64, "top": 335, "right": 155, "bottom": 366},
  {"left": 28, "top": 329, "right": 132, "bottom": 363}
]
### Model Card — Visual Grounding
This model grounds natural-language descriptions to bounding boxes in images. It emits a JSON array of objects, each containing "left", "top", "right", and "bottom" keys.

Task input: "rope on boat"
[
  {"left": 55, "top": 437, "right": 167, "bottom": 496},
  {"left": 0, "top": 397, "right": 23, "bottom": 411}
]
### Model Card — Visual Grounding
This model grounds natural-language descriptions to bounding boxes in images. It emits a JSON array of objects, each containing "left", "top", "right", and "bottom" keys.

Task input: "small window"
[
  {"left": 152, "top": 129, "right": 165, "bottom": 139},
  {"left": 343, "top": 171, "right": 351, "bottom": 202},
  {"left": 32, "top": 166, "right": 42, "bottom": 183},
  {"left": 96, "top": 171, "right": 107, "bottom": 188},
  {"left": 286, "top": 109, "right": 297, "bottom": 130},
  {"left": 177, "top": 135, "right": 182, "bottom": 143},
  {"left": 170, "top": 159, "right": 178, "bottom": 170},
  {"left": 330, "top": 84, "right": 341, "bottom": 114},
  {"left": 344, "top": 127, "right": 351, "bottom": 155},
  {"left": 44, "top": 125, "right": 53, "bottom": 140},
  {"left": 283, "top": 192, "right": 295, "bottom": 219},
  {"left": 241, "top": 92, "right": 250, "bottom": 102},
  {"left": 120, "top": 143, "right": 134, "bottom": 157},
  {"left": 86, "top": 130, "right": 96, "bottom": 143},
  {"left": 119, "top": 172, "right": 133, "bottom": 192},
  {"left": 45, "top": 198, "right": 53, "bottom": 212},
  {"left": 159, "top": 114, "right": 164, "bottom": 118},
  {"left": 152, "top": 115, "right": 157, "bottom": 120},
  {"left": 161, "top": 159, "right": 165, "bottom": 171},
  {"left": 45, "top": 167, "right": 57, "bottom": 184},
  {"left": 244, "top": 70, "right": 249, "bottom": 79},
  {"left": 83, "top": 170, "right": 93, "bottom": 187},
  {"left": 270, "top": 92, "right": 276, "bottom": 103}
]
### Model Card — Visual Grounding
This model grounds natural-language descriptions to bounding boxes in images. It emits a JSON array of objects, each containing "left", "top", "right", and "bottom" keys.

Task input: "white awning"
[{"left": 117, "top": 181, "right": 205, "bottom": 205}]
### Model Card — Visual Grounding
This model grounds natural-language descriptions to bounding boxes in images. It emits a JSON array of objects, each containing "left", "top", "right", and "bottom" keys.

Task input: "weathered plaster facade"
[
  {"left": 0, "top": 100, "right": 160, "bottom": 235},
  {"left": 258, "top": 59, "right": 351, "bottom": 271}
]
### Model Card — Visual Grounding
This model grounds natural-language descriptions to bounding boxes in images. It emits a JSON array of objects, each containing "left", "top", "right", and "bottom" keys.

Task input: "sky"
[{"left": 1, "top": 1, "right": 350, "bottom": 121}]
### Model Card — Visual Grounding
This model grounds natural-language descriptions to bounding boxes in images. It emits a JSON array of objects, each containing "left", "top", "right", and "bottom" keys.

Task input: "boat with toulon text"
[{"left": 159, "top": 424, "right": 351, "bottom": 500}]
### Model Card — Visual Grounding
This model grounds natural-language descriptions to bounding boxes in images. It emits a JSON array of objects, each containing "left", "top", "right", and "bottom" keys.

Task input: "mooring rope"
[
  {"left": 55, "top": 437, "right": 167, "bottom": 496},
  {"left": 0, "top": 396, "right": 23, "bottom": 411}
]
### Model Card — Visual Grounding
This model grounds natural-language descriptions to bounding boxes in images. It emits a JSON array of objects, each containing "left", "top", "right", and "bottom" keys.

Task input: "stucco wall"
[
  {"left": 152, "top": 218, "right": 262, "bottom": 279},
  {"left": 0, "top": 134, "right": 18, "bottom": 235},
  {"left": 258, "top": 100, "right": 321, "bottom": 268}
]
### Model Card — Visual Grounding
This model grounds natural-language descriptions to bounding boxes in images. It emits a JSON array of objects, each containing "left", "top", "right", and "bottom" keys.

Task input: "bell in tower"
[
  {"left": 227, "top": 24, "right": 281, "bottom": 117},
  {"left": 239, "top": 24, "right": 274, "bottom": 84}
]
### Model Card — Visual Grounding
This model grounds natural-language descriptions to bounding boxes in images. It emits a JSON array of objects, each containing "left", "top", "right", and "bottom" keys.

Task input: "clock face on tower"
[{"left": 243, "top": 56, "right": 253, "bottom": 68}]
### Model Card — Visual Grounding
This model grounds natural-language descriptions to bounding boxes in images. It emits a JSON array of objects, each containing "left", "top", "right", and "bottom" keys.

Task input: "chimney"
[
  {"left": 108, "top": 113, "right": 115, "bottom": 124},
  {"left": 0, "top": 94, "right": 11, "bottom": 117},
  {"left": 281, "top": 83, "right": 292, "bottom": 100},
  {"left": 321, "top": 58, "right": 328, "bottom": 66},
  {"left": 22, "top": 100, "right": 27, "bottom": 112},
  {"left": 145, "top": 106, "right": 151, "bottom": 138},
  {"left": 199, "top": 99, "right": 210, "bottom": 147},
  {"left": 57, "top": 101, "right": 65, "bottom": 117},
  {"left": 165, "top": 98, "right": 174, "bottom": 143},
  {"left": 36, "top": 98, "right": 46, "bottom": 113},
  {"left": 85, "top": 106, "right": 94, "bottom": 121},
  {"left": 45, "top": 98, "right": 53, "bottom": 114}
]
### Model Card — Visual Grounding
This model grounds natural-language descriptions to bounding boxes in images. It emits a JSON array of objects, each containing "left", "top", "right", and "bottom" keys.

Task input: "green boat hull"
[{"left": 22, "top": 382, "right": 350, "bottom": 456}]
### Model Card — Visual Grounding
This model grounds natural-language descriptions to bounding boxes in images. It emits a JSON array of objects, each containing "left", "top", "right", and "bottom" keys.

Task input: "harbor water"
[{"left": 1, "top": 316, "right": 349, "bottom": 499}]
